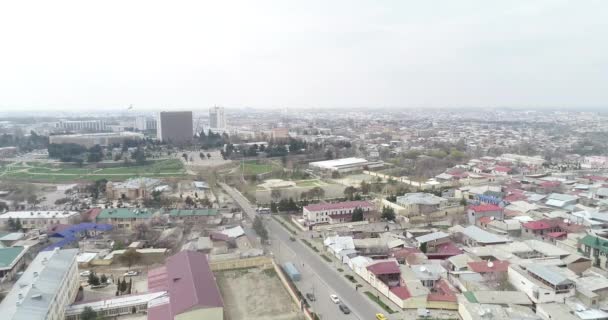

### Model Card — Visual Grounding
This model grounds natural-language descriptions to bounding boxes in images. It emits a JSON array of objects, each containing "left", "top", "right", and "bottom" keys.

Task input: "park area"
[
  {"left": 216, "top": 268, "right": 304, "bottom": 320},
  {"left": 0, "top": 159, "right": 186, "bottom": 183}
]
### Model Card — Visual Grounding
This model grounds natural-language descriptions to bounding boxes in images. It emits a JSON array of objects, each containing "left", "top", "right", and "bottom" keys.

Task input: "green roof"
[
  {"left": 0, "top": 246, "right": 25, "bottom": 269},
  {"left": 97, "top": 208, "right": 154, "bottom": 220},
  {"left": 581, "top": 235, "right": 608, "bottom": 253},
  {"left": 169, "top": 209, "right": 219, "bottom": 217},
  {"left": 463, "top": 291, "right": 478, "bottom": 303}
]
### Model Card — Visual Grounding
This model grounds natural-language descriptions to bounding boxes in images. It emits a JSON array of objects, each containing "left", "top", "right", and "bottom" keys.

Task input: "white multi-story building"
[
  {"left": 0, "top": 248, "right": 80, "bottom": 320},
  {"left": 57, "top": 120, "right": 106, "bottom": 132},
  {"left": 0, "top": 211, "right": 80, "bottom": 230},
  {"left": 303, "top": 200, "right": 374, "bottom": 225},
  {"left": 209, "top": 106, "right": 226, "bottom": 130},
  {"left": 508, "top": 264, "right": 575, "bottom": 304},
  {"left": 134, "top": 116, "right": 157, "bottom": 131}
]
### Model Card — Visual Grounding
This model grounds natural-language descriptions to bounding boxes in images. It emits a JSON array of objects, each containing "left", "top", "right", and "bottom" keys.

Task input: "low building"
[
  {"left": 302, "top": 200, "right": 374, "bottom": 225},
  {"left": 396, "top": 193, "right": 450, "bottom": 216},
  {"left": 0, "top": 248, "right": 80, "bottom": 320},
  {"left": 147, "top": 251, "right": 224, "bottom": 320},
  {"left": 65, "top": 291, "right": 167, "bottom": 320},
  {"left": 49, "top": 131, "right": 143, "bottom": 148},
  {"left": 0, "top": 246, "right": 28, "bottom": 281},
  {"left": 96, "top": 208, "right": 154, "bottom": 230},
  {"left": 508, "top": 264, "right": 575, "bottom": 304},
  {"left": 460, "top": 226, "right": 511, "bottom": 246},
  {"left": 169, "top": 209, "right": 219, "bottom": 223},
  {"left": 467, "top": 204, "right": 504, "bottom": 225},
  {"left": 308, "top": 157, "right": 383, "bottom": 174},
  {"left": 415, "top": 231, "right": 451, "bottom": 252},
  {"left": 0, "top": 146, "right": 18, "bottom": 158},
  {"left": 105, "top": 178, "right": 162, "bottom": 200},
  {"left": 0, "top": 211, "right": 79, "bottom": 230}
]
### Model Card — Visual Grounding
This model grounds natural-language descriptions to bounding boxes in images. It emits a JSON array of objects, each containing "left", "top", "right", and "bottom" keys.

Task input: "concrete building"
[
  {"left": 147, "top": 250, "right": 224, "bottom": 320},
  {"left": 105, "top": 177, "right": 162, "bottom": 200},
  {"left": 302, "top": 200, "right": 374, "bottom": 225},
  {"left": 309, "top": 157, "right": 384, "bottom": 174},
  {"left": 209, "top": 106, "right": 226, "bottom": 130},
  {"left": 65, "top": 291, "right": 167, "bottom": 320},
  {"left": 0, "top": 248, "right": 80, "bottom": 320},
  {"left": 0, "top": 211, "right": 80, "bottom": 230},
  {"left": 134, "top": 116, "right": 157, "bottom": 131},
  {"left": 56, "top": 120, "right": 106, "bottom": 132},
  {"left": 157, "top": 111, "right": 193, "bottom": 144},
  {"left": 396, "top": 193, "right": 450, "bottom": 216},
  {"left": 0, "top": 146, "right": 18, "bottom": 158},
  {"left": 49, "top": 132, "right": 143, "bottom": 148},
  {"left": 508, "top": 264, "right": 575, "bottom": 304},
  {"left": 96, "top": 208, "right": 154, "bottom": 230},
  {"left": 0, "top": 246, "right": 28, "bottom": 281},
  {"left": 467, "top": 204, "right": 504, "bottom": 225}
]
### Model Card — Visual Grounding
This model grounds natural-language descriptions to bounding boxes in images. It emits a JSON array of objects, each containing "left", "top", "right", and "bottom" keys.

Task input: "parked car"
[
  {"left": 123, "top": 271, "right": 139, "bottom": 277},
  {"left": 79, "top": 271, "right": 91, "bottom": 277},
  {"left": 306, "top": 293, "right": 316, "bottom": 302},
  {"left": 376, "top": 314, "right": 387, "bottom": 320},
  {"left": 339, "top": 303, "right": 351, "bottom": 314},
  {"left": 329, "top": 294, "right": 340, "bottom": 304}
]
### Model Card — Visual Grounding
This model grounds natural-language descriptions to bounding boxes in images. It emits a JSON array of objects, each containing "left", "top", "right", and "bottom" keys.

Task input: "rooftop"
[
  {"left": 309, "top": 157, "right": 369, "bottom": 169},
  {"left": 367, "top": 260, "right": 400, "bottom": 275},
  {"left": 525, "top": 264, "right": 574, "bottom": 286},
  {"left": 0, "top": 246, "right": 26, "bottom": 270},
  {"left": 462, "top": 226, "right": 511, "bottom": 244},
  {"left": 304, "top": 200, "right": 373, "bottom": 212},
  {"left": 169, "top": 209, "right": 219, "bottom": 217},
  {"left": 415, "top": 231, "right": 450, "bottom": 244},
  {"left": 468, "top": 204, "right": 502, "bottom": 212},
  {"left": 467, "top": 260, "right": 510, "bottom": 273},
  {"left": 97, "top": 208, "right": 155, "bottom": 220},
  {"left": 396, "top": 193, "right": 446, "bottom": 206},
  {"left": 0, "top": 210, "right": 79, "bottom": 219}
]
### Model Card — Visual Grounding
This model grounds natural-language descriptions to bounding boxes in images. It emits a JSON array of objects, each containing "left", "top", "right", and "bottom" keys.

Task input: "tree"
[
  {"left": 381, "top": 206, "right": 396, "bottom": 221},
  {"left": 120, "top": 278, "right": 128, "bottom": 293},
  {"left": 119, "top": 249, "right": 142, "bottom": 269},
  {"left": 100, "top": 274, "right": 108, "bottom": 285},
  {"left": 253, "top": 216, "right": 268, "bottom": 242},
  {"left": 309, "top": 187, "right": 325, "bottom": 200},
  {"left": 134, "top": 147, "right": 146, "bottom": 165},
  {"left": 344, "top": 186, "right": 357, "bottom": 200},
  {"left": 420, "top": 242, "right": 428, "bottom": 253},
  {"left": 270, "top": 201, "right": 278, "bottom": 213},
  {"left": 360, "top": 181, "right": 370, "bottom": 195},
  {"left": 80, "top": 306, "right": 98, "bottom": 320},
  {"left": 460, "top": 198, "right": 467, "bottom": 206},
  {"left": 351, "top": 207, "right": 364, "bottom": 222},
  {"left": 88, "top": 272, "right": 100, "bottom": 286},
  {"left": 271, "top": 189, "right": 282, "bottom": 202},
  {"left": 185, "top": 196, "right": 195, "bottom": 206},
  {"left": 87, "top": 145, "right": 104, "bottom": 162},
  {"left": 134, "top": 223, "right": 151, "bottom": 240}
]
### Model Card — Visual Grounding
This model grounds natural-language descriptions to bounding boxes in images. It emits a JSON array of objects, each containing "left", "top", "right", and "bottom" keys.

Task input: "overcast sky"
[{"left": 0, "top": 0, "right": 607, "bottom": 111}]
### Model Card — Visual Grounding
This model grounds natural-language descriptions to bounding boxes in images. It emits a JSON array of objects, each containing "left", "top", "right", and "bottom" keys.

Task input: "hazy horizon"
[{"left": 1, "top": 0, "right": 607, "bottom": 111}]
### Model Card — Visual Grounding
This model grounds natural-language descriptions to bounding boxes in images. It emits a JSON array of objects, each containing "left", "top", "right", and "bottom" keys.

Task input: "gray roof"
[
  {"left": 462, "top": 226, "right": 510, "bottom": 244},
  {"left": 526, "top": 264, "right": 574, "bottom": 286},
  {"left": 415, "top": 231, "right": 450, "bottom": 244},
  {"left": 597, "top": 188, "right": 608, "bottom": 197},
  {"left": 547, "top": 193, "right": 578, "bottom": 202},
  {"left": 397, "top": 193, "right": 446, "bottom": 206},
  {"left": 0, "top": 248, "right": 79, "bottom": 320}
]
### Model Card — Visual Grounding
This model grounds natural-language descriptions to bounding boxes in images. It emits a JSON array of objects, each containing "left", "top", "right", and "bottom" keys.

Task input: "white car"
[
  {"left": 123, "top": 271, "right": 139, "bottom": 277},
  {"left": 329, "top": 294, "right": 340, "bottom": 304},
  {"left": 80, "top": 271, "right": 91, "bottom": 277}
]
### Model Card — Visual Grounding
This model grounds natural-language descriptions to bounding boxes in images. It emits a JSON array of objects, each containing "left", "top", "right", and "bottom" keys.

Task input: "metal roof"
[
  {"left": 526, "top": 264, "right": 573, "bottom": 286},
  {"left": 415, "top": 231, "right": 450, "bottom": 244},
  {"left": 462, "top": 226, "right": 510, "bottom": 244}
]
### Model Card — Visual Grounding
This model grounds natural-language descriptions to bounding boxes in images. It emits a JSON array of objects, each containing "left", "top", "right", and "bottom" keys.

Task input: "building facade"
[
  {"left": 134, "top": 116, "right": 157, "bottom": 131},
  {"left": 56, "top": 120, "right": 106, "bottom": 132},
  {"left": 49, "top": 132, "right": 143, "bottom": 148},
  {"left": 302, "top": 201, "right": 374, "bottom": 225},
  {"left": 157, "top": 111, "right": 193, "bottom": 143},
  {"left": 0, "top": 211, "right": 80, "bottom": 230},
  {"left": 209, "top": 106, "right": 226, "bottom": 130}
]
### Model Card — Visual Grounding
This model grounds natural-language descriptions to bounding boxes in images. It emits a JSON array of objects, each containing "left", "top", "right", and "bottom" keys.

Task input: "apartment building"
[
  {"left": 0, "top": 211, "right": 80, "bottom": 230},
  {"left": 302, "top": 200, "right": 374, "bottom": 225}
]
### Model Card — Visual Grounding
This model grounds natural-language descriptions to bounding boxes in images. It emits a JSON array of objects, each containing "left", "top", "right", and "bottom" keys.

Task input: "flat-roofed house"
[{"left": 302, "top": 200, "right": 374, "bottom": 226}]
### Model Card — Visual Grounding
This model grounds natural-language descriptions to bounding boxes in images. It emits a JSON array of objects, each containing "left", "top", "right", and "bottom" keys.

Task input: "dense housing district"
[{"left": 1, "top": 108, "right": 608, "bottom": 320}]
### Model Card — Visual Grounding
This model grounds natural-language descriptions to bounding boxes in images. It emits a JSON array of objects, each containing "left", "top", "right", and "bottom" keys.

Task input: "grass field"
[
  {"left": 242, "top": 160, "right": 274, "bottom": 175},
  {"left": 0, "top": 159, "right": 186, "bottom": 182}
]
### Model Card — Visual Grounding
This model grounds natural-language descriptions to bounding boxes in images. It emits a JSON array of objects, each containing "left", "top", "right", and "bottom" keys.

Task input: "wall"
[
  {"left": 175, "top": 307, "right": 223, "bottom": 320},
  {"left": 209, "top": 256, "right": 272, "bottom": 271},
  {"left": 508, "top": 267, "right": 562, "bottom": 304}
]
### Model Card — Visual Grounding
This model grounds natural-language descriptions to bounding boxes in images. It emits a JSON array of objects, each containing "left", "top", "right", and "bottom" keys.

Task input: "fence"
[{"left": 209, "top": 256, "right": 272, "bottom": 271}]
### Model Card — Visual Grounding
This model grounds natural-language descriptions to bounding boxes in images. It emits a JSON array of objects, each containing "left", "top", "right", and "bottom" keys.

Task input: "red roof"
[
  {"left": 493, "top": 166, "right": 512, "bottom": 173},
  {"left": 391, "top": 247, "right": 421, "bottom": 259},
  {"left": 522, "top": 220, "right": 555, "bottom": 230},
  {"left": 367, "top": 261, "right": 400, "bottom": 275},
  {"left": 84, "top": 208, "right": 103, "bottom": 221},
  {"left": 389, "top": 286, "right": 411, "bottom": 300},
  {"left": 469, "top": 204, "right": 501, "bottom": 212},
  {"left": 547, "top": 231, "right": 567, "bottom": 239},
  {"left": 148, "top": 251, "right": 223, "bottom": 320},
  {"left": 147, "top": 266, "right": 168, "bottom": 292},
  {"left": 478, "top": 216, "right": 493, "bottom": 224},
  {"left": 304, "top": 200, "right": 373, "bottom": 212},
  {"left": 540, "top": 181, "right": 561, "bottom": 188},
  {"left": 585, "top": 175, "right": 608, "bottom": 181},
  {"left": 427, "top": 280, "right": 457, "bottom": 302},
  {"left": 467, "top": 260, "right": 510, "bottom": 273}
]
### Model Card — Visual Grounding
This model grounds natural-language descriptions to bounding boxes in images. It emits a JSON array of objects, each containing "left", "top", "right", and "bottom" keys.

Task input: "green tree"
[
  {"left": 351, "top": 207, "right": 364, "bottom": 222},
  {"left": 343, "top": 186, "right": 357, "bottom": 200},
  {"left": 100, "top": 274, "right": 108, "bottom": 285},
  {"left": 270, "top": 201, "right": 278, "bottom": 213},
  {"left": 88, "top": 272, "right": 100, "bottom": 286},
  {"left": 381, "top": 206, "right": 396, "bottom": 221},
  {"left": 360, "top": 181, "right": 370, "bottom": 195},
  {"left": 253, "top": 216, "right": 268, "bottom": 242},
  {"left": 80, "top": 306, "right": 98, "bottom": 320},
  {"left": 420, "top": 242, "right": 428, "bottom": 253}
]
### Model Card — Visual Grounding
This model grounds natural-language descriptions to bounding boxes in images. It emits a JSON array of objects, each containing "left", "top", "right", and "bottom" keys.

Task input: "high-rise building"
[
  {"left": 0, "top": 248, "right": 80, "bottom": 320},
  {"left": 135, "top": 116, "right": 158, "bottom": 131},
  {"left": 157, "top": 111, "right": 193, "bottom": 143},
  {"left": 56, "top": 120, "right": 106, "bottom": 132},
  {"left": 209, "top": 106, "right": 226, "bottom": 130}
]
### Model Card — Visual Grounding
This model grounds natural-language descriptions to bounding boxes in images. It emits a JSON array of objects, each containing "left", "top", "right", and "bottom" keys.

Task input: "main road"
[{"left": 219, "top": 183, "right": 398, "bottom": 320}]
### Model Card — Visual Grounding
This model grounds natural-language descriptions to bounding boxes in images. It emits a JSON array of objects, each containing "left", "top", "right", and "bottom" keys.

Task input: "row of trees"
[
  {"left": 0, "top": 131, "right": 49, "bottom": 151},
  {"left": 253, "top": 216, "right": 268, "bottom": 242}
]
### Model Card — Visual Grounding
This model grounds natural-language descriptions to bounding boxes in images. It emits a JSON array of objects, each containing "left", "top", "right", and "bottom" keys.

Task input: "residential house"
[
  {"left": 396, "top": 193, "right": 450, "bottom": 216},
  {"left": 508, "top": 264, "right": 575, "bottom": 304},
  {"left": 0, "top": 211, "right": 80, "bottom": 230},
  {"left": 302, "top": 201, "right": 374, "bottom": 225},
  {"left": 96, "top": 208, "right": 154, "bottom": 230},
  {"left": 467, "top": 204, "right": 504, "bottom": 225}
]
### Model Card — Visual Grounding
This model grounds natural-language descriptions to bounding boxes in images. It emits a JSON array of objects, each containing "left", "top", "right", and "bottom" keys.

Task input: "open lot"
[
  {"left": 0, "top": 159, "right": 186, "bottom": 182},
  {"left": 216, "top": 268, "right": 304, "bottom": 320}
]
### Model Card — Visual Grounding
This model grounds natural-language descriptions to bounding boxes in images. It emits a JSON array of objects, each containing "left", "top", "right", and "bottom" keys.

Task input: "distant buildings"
[
  {"left": 0, "top": 248, "right": 80, "bottom": 320},
  {"left": 157, "top": 111, "right": 193, "bottom": 143},
  {"left": 49, "top": 132, "right": 143, "bottom": 148},
  {"left": 0, "top": 146, "right": 18, "bottom": 158},
  {"left": 209, "top": 106, "right": 226, "bottom": 131},
  {"left": 0, "top": 211, "right": 80, "bottom": 230},
  {"left": 309, "top": 157, "right": 383, "bottom": 174},
  {"left": 396, "top": 193, "right": 450, "bottom": 216},
  {"left": 56, "top": 119, "right": 106, "bottom": 132},
  {"left": 105, "top": 177, "right": 162, "bottom": 200},
  {"left": 134, "top": 116, "right": 157, "bottom": 131},
  {"left": 96, "top": 208, "right": 154, "bottom": 230}
]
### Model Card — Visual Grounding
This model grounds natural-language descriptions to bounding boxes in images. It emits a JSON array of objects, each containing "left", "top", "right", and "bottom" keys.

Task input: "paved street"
[{"left": 220, "top": 183, "right": 398, "bottom": 320}]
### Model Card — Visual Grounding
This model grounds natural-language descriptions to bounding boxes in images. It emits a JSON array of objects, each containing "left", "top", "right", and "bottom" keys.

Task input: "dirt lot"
[{"left": 216, "top": 268, "right": 304, "bottom": 320}]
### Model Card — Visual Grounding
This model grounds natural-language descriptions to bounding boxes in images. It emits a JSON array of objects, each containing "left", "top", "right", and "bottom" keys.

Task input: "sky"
[{"left": 0, "top": 0, "right": 607, "bottom": 111}]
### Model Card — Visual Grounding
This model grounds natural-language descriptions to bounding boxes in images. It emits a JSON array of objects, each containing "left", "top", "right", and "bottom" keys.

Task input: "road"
[{"left": 220, "top": 183, "right": 396, "bottom": 320}]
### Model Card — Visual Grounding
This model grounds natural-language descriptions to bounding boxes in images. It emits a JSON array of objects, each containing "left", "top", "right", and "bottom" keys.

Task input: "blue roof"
[{"left": 43, "top": 223, "right": 112, "bottom": 251}]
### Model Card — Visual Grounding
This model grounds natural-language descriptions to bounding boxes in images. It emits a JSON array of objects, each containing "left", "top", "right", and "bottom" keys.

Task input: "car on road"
[
  {"left": 338, "top": 303, "right": 351, "bottom": 314},
  {"left": 79, "top": 271, "right": 91, "bottom": 277},
  {"left": 329, "top": 294, "right": 340, "bottom": 304},
  {"left": 123, "top": 271, "right": 139, "bottom": 277},
  {"left": 306, "top": 293, "right": 316, "bottom": 302},
  {"left": 376, "top": 313, "right": 387, "bottom": 320}
]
